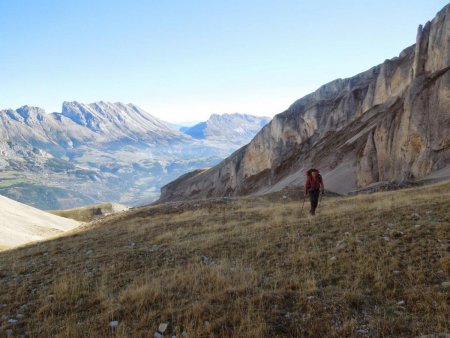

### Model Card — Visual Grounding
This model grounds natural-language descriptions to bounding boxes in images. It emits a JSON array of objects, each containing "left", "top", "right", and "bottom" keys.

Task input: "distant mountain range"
[
  {"left": 180, "top": 113, "right": 270, "bottom": 145},
  {"left": 0, "top": 102, "right": 270, "bottom": 209}
]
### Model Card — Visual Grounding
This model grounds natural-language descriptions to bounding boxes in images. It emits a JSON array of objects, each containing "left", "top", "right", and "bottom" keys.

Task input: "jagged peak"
[{"left": 0, "top": 105, "right": 45, "bottom": 113}]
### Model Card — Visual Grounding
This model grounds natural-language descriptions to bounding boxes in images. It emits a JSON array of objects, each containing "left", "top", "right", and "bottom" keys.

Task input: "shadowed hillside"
[{"left": 0, "top": 181, "right": 448, "bottom": 337}]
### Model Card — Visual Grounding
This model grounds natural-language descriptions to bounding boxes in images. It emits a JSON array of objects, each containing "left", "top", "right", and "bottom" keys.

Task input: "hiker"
[{"left": 304, "top": 168, "right": 324, "bottom": 216}]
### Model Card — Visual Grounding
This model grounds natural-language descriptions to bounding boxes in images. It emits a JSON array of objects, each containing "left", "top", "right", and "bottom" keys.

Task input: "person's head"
[{"left": 307, "top": 168, "right": 319, "bottom": 178}]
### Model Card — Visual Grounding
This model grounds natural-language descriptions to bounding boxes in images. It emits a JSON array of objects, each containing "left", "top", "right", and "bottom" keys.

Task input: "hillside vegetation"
[
  {"left": 0, "top": 181, "right": 449, "bottom": 337},
  {"left": 50, "top": 203, "right": 129, "bottom": 223}
]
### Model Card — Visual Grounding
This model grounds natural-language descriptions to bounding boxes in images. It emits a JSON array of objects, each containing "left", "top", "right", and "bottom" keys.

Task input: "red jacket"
[{"left": 305, "top": 174, "right": 324, "bottom": 191}]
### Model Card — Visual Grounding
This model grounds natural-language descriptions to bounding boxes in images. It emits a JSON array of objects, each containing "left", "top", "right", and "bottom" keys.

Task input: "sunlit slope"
[
  {"left": 0, "top": 181, "right": 448, "bottom": 336},
  {"left": 0, "top": 195, "right": 79, "bottom": 248},
  {"left": 50, "top": 202, "right": 128, "bottom": 222}
]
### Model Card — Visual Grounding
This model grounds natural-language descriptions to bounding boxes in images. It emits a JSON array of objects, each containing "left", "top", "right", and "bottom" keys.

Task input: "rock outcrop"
[{"left": 159, "top": 4, "right": 450, "bottom": 201}]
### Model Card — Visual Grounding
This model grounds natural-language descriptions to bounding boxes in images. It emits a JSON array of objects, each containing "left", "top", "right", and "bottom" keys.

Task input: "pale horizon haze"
[{"left": 1, "top": 0, "right": 448, "bottom": 123}]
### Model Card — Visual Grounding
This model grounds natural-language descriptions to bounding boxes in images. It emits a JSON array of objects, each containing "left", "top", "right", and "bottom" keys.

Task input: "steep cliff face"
[{"left": 160, "top": 4, "right": 450, "bottom": 202}]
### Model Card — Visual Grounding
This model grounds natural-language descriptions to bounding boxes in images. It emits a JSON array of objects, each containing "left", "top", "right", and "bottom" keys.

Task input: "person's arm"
[
  {"left": 304, "top": 177, "right": 309, "bottom": 195},
  {"left": 320, "top": 177, "right": 325, "bottom": 194}
]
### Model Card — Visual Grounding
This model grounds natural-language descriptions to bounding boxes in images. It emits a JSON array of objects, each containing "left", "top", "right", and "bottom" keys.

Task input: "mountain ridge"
[
  {"left": 0, "top": 102, "right": 270, "bottom": 208},
  {"left": 159, "top": 4, "right": 450, "bottom": 202},
  {"left": 181, "top": 113, "right": 271, "bottom": 144}
]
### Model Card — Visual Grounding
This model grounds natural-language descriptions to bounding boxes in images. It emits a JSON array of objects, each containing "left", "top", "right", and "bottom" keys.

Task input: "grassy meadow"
[{"left": 0, "top": 181, "right": 449, "bottom": 337}]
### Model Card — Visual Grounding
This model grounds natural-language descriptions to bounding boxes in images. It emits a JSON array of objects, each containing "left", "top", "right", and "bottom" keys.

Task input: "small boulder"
[
  {"left": 109, "top": 320, "right": 119, "bottom": 328},
  {"left": 158, "top": 323, "right": 168, "bottom": 333}
]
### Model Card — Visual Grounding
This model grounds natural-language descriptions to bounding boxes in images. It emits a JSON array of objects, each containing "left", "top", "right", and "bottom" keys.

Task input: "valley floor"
[{"left": 0, "top": 181, "right": 449, "bottom": 337}]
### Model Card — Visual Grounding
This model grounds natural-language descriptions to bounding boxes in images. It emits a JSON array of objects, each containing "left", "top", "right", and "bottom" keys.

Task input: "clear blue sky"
[{"left": 0, "top": 0, "right": 448, "bottom": 123}]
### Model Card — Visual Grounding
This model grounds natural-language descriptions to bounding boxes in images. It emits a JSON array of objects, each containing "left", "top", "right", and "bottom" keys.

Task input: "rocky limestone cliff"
[{"left": 160, "top": 4, "right": 450, "bottom": 201}]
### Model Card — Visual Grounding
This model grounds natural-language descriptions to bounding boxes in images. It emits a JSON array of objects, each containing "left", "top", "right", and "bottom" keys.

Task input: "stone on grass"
[
  {"left": 441, "top": 281, "right": 450, "bottom": 289},
  {"left": 158, "top": 323, "right": 168, "bottom": 333},
  {"left": 109, "top": 320, "right": 119, "bottom": 328},
  {"left": 336, "top": 240, "right": 346, "bottom": 251}
]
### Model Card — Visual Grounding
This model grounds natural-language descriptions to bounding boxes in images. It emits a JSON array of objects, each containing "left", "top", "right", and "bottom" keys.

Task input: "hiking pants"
[{"left": 309, "top": 189, "right": 320, "bottom": 214}]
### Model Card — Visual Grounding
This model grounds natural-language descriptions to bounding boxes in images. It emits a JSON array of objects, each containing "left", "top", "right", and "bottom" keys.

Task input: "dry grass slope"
[
  {"left": 0, "top": 181, "right": 449, "bottom": 337},
  {"left": 50, "top": 203, "right": 128, "bottom": 222}
]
